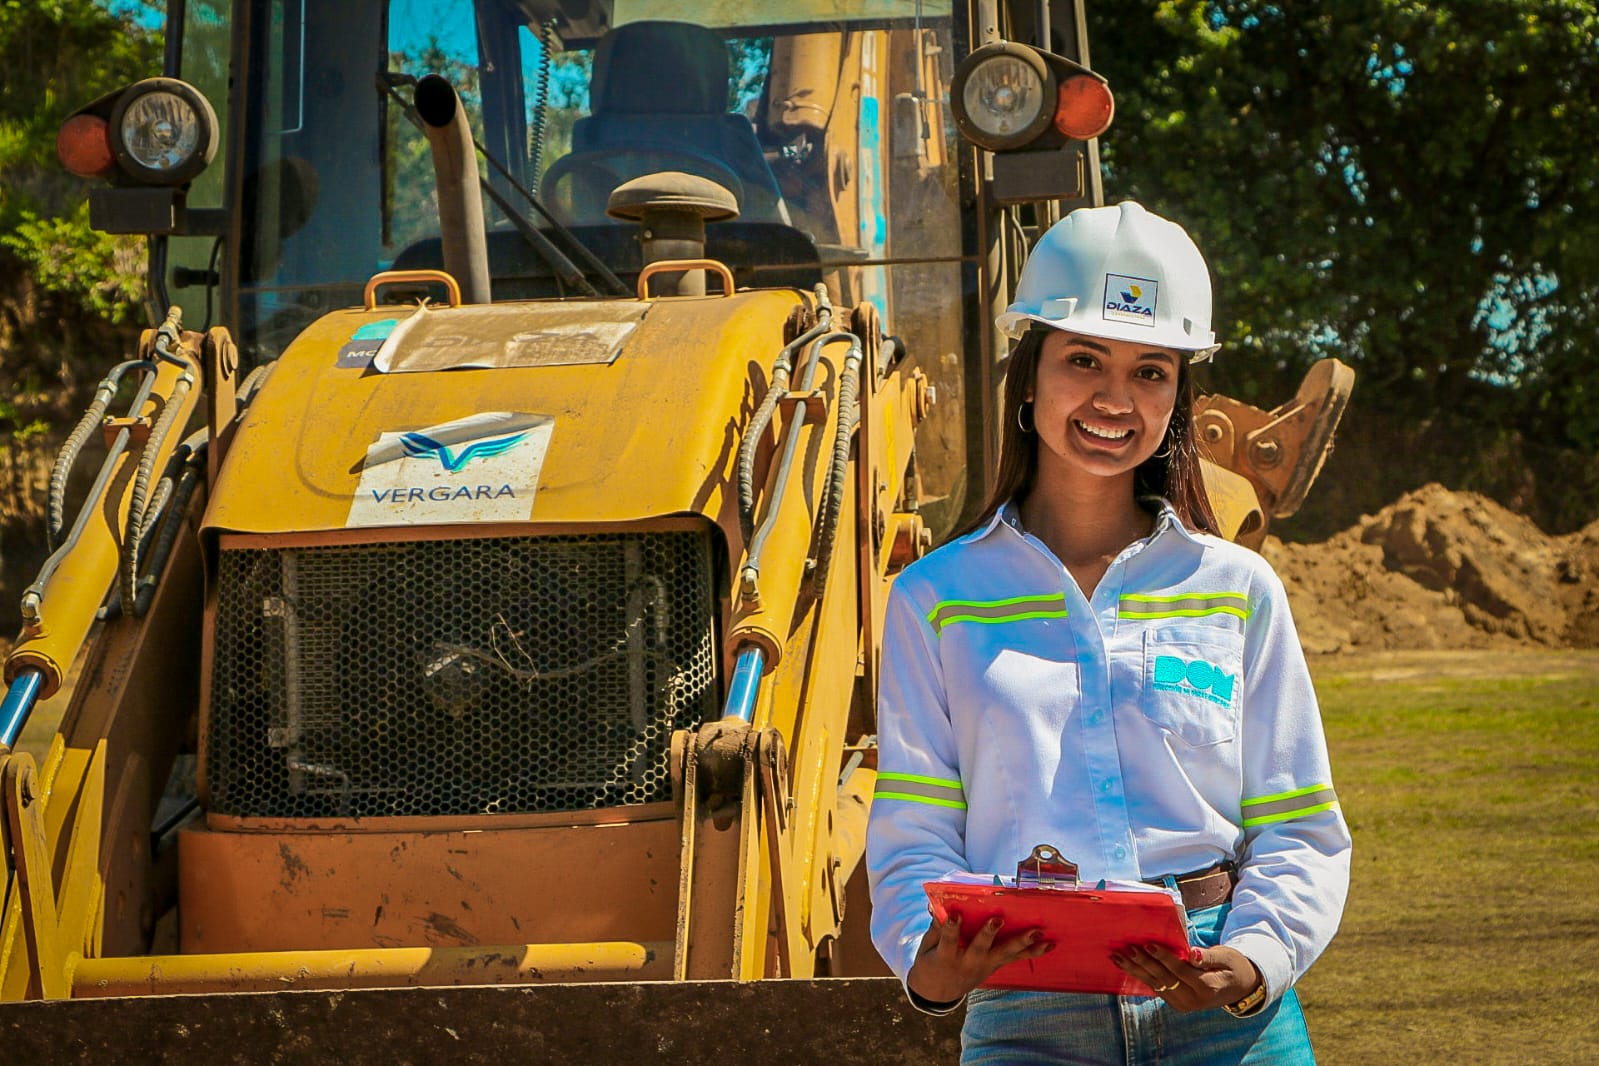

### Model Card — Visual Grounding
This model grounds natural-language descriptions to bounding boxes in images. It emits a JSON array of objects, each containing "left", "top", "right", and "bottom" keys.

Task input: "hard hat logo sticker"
[{"left": 1103, "top": 273, "right": 1158, "bottom": 326}]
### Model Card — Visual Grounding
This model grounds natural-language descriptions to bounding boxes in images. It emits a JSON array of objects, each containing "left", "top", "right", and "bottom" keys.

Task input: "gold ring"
[{"left": 1154, "top": 982, "right": 1179, "bottom": 993}]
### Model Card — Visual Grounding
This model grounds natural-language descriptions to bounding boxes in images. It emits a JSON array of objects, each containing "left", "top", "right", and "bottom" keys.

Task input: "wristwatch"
[{"left": 1223, "top": 977, "right": 1268, "bottom": 1018}]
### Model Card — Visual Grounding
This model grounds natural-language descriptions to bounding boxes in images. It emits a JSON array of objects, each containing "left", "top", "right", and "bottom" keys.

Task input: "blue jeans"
[{"left": 960, "top": 905, "right": 1315, "bottom": 1065}]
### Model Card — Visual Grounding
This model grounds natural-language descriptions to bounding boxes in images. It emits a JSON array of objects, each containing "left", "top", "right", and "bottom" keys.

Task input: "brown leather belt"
[{"left": 1145, "top": 862, "right": 1237, "bottom": 911}]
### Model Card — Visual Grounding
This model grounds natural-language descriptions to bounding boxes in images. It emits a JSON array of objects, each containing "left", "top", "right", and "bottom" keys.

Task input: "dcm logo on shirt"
[{"left": 1152, "top": 655, "right": 1235, "bottom": 706}]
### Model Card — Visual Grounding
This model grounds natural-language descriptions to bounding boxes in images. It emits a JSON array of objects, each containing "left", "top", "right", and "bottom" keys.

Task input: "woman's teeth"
[{"left": 1076, "top": 420, "right": 1132, "bottom": 441}]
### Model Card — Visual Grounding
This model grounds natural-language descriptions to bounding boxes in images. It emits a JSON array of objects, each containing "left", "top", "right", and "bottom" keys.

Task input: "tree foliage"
[
  {"left": 1091, "top": 0, "right": 1599, "bottom": 448},
  {"left": 0, "top": 0, "right": 161, "bottom": 379},
  {"left": 1, "top": 0, "right": 161, "bottom": 467}
]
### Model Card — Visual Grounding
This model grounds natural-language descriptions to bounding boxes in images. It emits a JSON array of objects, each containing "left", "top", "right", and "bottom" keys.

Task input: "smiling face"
[{"left": 1027, "top": 329, "right": 1182, "bottom": 486}]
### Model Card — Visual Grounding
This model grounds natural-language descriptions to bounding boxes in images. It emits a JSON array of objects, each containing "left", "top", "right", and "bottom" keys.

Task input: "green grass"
[{"left": 1298, "top": 651, "right": 1599, "bottom": 1064}]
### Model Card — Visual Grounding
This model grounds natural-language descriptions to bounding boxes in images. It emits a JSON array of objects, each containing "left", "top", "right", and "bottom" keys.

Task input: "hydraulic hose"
[
  {"left": 122, "top": 351, "right": 196, "bottom": 615},
  {"left": 46, "top": 360, "right": 155, "bottom": 551},
  {"left": 127, "top": 433, "right": 207, "bottom": 619},
  {"left": 527, "top": 19, "right": 556, "bottom": 180},
  {"left": 737, "top": 288, "right": 834, "bottom": 544},
  {"left": 738, "top": 363, "right": 793, "bottom": 543},
  {"left": 24, "top": 366, "right": 161, "bottom": 624},
  {"left": 235, "top": 360, "right": 274, "bottom": 408},
  {"left": 740, "top": 330, "right": 860, "bottom": 593},
  {"left": 808, "top": 340, "right": 863, "bottom": 593}
]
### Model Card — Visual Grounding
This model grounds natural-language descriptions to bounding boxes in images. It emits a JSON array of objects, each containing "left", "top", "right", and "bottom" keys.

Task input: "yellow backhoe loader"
[{"left": 1, "top": 0, "right": 1351, "bottom": 1059}]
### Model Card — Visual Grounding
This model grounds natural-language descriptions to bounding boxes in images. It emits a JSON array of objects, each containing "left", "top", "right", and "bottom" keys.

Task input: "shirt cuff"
[
  {"left": 907, "top": 986, "right": 968, "bottom": 1016},
  {"left": 1220, "top": 931, "right": 1294, "bottom": 1009}
]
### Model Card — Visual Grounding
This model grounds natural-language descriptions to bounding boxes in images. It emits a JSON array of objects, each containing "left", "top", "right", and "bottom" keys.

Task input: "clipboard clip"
[{"left": 1015, "top": 844, "right": 1079, "bottom": 888}]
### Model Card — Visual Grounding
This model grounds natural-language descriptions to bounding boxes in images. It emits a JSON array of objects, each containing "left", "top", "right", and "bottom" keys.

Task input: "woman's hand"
[
  {"left": 1111, "top": 942, "right": 1262, "bottom": 1013},
  {"left": 907, "top": 914, "right": 1052, "bottom": 1004}
]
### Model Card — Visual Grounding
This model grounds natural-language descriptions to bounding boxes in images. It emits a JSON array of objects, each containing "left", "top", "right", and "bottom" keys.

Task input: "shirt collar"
[
  {"left": 962, "top": 496, "right": 1205, "bottom": 547},
  {"left": 1145, "top": 497, "right": 1207, "bottom": 546},
  {"left": 957, "top": 503, "right": 1013, "bottom": 544}
]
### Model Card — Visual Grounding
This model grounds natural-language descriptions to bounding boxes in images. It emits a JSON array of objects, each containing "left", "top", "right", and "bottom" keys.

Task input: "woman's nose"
[{"left": 1092, "top": 388, "right": 1133, "bottom": 414}]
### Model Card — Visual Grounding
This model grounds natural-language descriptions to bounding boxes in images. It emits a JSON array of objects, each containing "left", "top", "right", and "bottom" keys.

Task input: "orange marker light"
[
  {"left": 1054, "top": 76, "right": 1115, "bottom": 141},
  {"left": 57, "top": 114, "right": 116, "bottom": 179}
]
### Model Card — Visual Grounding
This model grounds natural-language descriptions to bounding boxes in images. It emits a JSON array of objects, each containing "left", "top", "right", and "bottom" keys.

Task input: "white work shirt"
[{"left": 866, "top": 500, "right": 1351, "bottom": 1007}]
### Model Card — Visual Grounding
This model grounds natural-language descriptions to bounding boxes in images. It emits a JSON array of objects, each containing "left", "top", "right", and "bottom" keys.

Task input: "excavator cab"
[
  {"left": 1, "top": 0, "right": 1350, "bottom": 1058},
  {"left": 541, "top": 20, "right": 793, "bottom": 225},
  {"left": 152, "top": 0, "right": 978, "bottom": 531}
]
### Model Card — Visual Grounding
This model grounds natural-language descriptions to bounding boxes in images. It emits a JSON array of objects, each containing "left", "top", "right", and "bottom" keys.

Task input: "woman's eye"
[
  {"left": 1137, "top": 367, "right": 1167, "bottom": 381},
  {"left": 1069, "top": 354, "right": 1098, "bottom": 369}
]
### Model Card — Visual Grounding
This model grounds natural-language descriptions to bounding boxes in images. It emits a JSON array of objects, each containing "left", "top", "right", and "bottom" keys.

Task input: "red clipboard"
[{"left": 924, "top": 880, "right": 1190, "bottom": 995}]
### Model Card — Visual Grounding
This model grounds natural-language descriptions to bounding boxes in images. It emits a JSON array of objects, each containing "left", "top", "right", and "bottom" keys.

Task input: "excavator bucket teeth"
[
  {"left": 1272, "top": 357, "right": 1356, "bottom": 518},
  {"left": 0, "top": 978, "right": 960, "bottom": 1065}
]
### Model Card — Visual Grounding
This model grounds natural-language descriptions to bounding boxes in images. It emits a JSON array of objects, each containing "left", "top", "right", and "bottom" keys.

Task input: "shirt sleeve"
[
  {"left": 866, "top": 574, "right": 970, "bottom": 991},
  {"left": 1220, "top": 564, "right": 1352, "bottom": 1006}
]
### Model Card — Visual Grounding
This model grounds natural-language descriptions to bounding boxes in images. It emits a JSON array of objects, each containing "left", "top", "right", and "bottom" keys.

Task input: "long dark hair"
[{"left": 956, "top": 328, "right": 1219, "bottom": 538}]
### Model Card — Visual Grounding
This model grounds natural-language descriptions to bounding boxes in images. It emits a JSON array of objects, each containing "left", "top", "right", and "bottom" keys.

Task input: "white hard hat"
[{"left": 995, "top": 201, "right": 1219, "bottom": 359}]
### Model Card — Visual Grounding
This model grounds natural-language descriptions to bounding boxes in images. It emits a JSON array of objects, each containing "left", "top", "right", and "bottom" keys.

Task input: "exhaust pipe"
[{"left": 414, "top": 74, "right": 491, "bottom": 304}]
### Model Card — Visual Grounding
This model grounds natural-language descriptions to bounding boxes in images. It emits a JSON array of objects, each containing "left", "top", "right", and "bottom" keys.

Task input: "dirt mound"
[{"left": 1266, "top": 483, "right": 1599, "bottom": 654}]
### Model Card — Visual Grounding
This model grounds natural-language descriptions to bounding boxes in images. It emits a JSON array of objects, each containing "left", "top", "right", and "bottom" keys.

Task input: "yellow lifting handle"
[
  {"left": 636, "top": 259, "right": 736, "bottom": 300},
  {"left": 363, "top": 269, "right": 463, "bottom": 310}
]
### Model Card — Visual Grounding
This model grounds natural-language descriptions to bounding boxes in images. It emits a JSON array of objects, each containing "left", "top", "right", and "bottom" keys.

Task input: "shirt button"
[
  {"left": 1087, "top": 712, "right": 1102, "bottom": 726},
  {"left": 1113, "top": 845, "right": 1127, "bottom": 860},
  {"left": 1100, "top": 779, "right": 1112, "bottom": 793}
]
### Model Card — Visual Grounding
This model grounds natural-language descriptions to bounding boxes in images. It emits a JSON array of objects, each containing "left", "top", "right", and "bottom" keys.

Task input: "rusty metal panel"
[
  {"left": 178, "top": 819, "right": 679, "bottom": 953},
  {"left": 0, "top": 979, "right": 962, "bottom": 1064}
]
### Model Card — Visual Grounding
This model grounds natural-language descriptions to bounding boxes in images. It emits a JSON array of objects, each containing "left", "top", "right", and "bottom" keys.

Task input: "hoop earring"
[{"left": 1016, "top": 401, "right": 1035, "bottom": 434}]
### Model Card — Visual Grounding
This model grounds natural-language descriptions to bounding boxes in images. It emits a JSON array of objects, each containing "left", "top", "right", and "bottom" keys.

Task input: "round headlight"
[
  {"left": 123, "top": 94, "right": 201, "bottom": 170},
  {"left": 951, "top": 44, "right": 1056, "bottom": 152},
  {"left": 109, "top": 78, "right": 218, "bottom": 186}
]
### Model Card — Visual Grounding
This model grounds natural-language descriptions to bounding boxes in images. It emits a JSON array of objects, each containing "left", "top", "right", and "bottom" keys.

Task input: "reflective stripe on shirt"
[
  {"left": 1240, "top": 784, "right": 1339, "bottom": 826},
  {"left": 874, "top": 772, "right": 967, "bottom": 809},
  {"left": 926, "top": 594, "right": 1068, "bottom": 633},
  {"left": 1118, "top": 591, "right": 1251, "bottom": 620}
]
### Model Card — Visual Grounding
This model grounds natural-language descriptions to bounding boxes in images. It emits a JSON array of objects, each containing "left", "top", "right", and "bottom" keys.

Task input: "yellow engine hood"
[{"left": 204, "top": 290, "right": 802, "bottom": 536}]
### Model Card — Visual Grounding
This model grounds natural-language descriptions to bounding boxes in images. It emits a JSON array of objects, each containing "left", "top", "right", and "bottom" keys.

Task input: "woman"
[{"left": 865, "top": 202, "right": 1351, "bottom": 1064}]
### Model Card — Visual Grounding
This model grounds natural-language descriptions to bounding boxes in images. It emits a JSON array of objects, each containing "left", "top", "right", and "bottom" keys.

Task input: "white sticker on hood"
[
  {"left": 1103, "top": 274, "right": 1158, "bottom": 326},
  {"left": 346, "top": 412, "right": 553, "bottom": 528}
]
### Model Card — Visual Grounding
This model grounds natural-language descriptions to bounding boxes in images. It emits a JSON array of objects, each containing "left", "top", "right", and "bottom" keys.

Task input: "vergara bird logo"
[{"left": 398, "top": 430, "right": 530, "bottom": 472}]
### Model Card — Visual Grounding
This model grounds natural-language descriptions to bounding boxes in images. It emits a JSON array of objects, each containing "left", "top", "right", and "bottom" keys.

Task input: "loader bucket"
[{"left": 0, "top": 977, "right": 961, "bottom": 1064}]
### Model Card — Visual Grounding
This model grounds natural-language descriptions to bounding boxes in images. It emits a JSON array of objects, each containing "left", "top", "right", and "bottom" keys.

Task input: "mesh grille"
[{"left": 208, "top": 532, "right": 719, "bottom": 818}]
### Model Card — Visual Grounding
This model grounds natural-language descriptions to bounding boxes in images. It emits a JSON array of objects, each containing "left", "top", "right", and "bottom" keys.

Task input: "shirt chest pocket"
[{"left": 1139, "top": 627, "right": 1244, "bottom": 747}]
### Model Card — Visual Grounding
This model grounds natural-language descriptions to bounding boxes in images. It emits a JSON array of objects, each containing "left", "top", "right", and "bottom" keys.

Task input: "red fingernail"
[
  {"left": 987, "top": 917, "right": 1003, "bottom": 930},
  {"left": 1189, "top": 948, "right": 1204, "bottom": 965},
  {"left": 1145, "top": 943, "right": 1162, "bottom": 954},
  {"left": 1043, "top": 942, "right": 1056, "bottom": 953}
]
